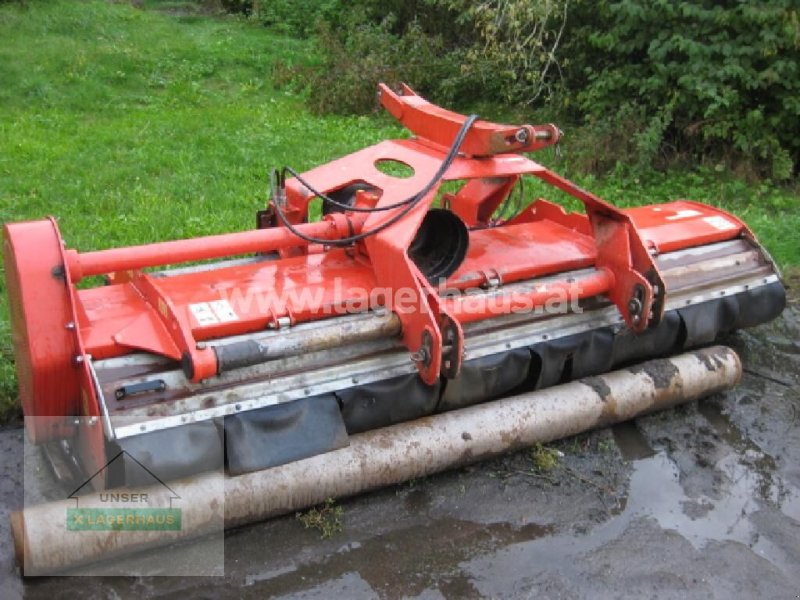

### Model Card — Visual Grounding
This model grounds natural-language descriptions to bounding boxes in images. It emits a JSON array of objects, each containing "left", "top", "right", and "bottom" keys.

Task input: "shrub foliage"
[
  {"left": 566, "top": 0, "right": 800, "bottom": 179},
  {"left": 250, "top": 1, "right": 800, "bottom": 178}
]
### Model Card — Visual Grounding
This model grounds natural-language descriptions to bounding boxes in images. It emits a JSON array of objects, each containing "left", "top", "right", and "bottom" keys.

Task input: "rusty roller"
[{"left": 13, "top": 346, "right": 740, "bottom": 574}]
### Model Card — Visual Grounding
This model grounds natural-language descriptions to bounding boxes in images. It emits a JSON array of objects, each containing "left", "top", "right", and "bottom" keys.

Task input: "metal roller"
[{"left": 13, "top": 347, "right": 740, "bottom": 574}]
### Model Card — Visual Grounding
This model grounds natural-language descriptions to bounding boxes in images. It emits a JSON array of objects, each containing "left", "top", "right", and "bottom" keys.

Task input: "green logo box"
[{"left": 67, "top": 508, "right": 182, "bottom": 531}]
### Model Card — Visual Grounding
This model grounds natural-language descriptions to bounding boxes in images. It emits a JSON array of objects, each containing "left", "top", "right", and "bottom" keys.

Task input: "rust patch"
[
  {"left": 581, "top": 376, "right": 612, "bottom": 402},
  {"left": 694, "top": 347, "right": 725, "bottom": 372},
  {"left": 629, "top": 359, "right": 679, "bottom": 390},
  {"left": 594, "top": 393, "right": 619, "bottom": 427},
  {"left": 499, "top": 431, "right": 515, "bottom": 446},
  {"left": 373, "top": 435, "right": 393, "bottom": 450}
]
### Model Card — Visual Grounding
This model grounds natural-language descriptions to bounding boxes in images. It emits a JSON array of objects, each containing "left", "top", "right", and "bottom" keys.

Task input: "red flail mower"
[{"left": 4, "top": 84, "right": 785, "bottom": 486}]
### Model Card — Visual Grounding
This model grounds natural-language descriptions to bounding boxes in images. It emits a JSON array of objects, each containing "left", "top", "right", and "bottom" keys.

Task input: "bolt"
[
  {"left": 515, "top": 128, "right": 529, "bottom": 144},
  {"left": 627, "top": 297, "right": 643, "bottom": 316},
  {"left": 65, "top": 322, "right": 76, "bottom": 330},
  {"left": 196, "top": 342, "right": 207, "bottom": 350},
  {"left": 410, "top": 348, "right": 429, "bottom": 364}
]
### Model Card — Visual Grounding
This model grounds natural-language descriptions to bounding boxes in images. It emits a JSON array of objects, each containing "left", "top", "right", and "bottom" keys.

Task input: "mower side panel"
[
  {"left": 4, "top": 219, "right": 82, "bottom": 441},
  {"left": 626, "top": 201, "right": 750, "bottom": 253}
]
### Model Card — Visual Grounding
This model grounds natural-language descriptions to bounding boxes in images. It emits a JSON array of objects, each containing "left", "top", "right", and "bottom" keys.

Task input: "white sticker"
[
  {"left": 703, "top": 215, "right": 737, "bottom": 231},
  {"left": 210, "top": 299, "right": 239, "bottom": 323},
  {"left": 665, "top": 209, "right": 702, "bottom": 220},
  {"left": 189, "top": 300, "right": 240, "bottom": 327},
  {"left": 189, "top": 302, "right": 219, "bottom": 327}
]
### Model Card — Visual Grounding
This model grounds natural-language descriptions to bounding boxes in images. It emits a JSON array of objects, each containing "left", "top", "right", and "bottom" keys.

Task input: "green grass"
[
  {"left": 0, "top": 0, "right": 797, "bottom": 419},
  {"left": 0, "top": 0, "right": 403, "bottom": 418}
]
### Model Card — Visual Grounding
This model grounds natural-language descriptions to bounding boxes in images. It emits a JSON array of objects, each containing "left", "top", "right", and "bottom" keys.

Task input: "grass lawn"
[{"left": 0, "top": 0, "right": 797, "bottom": 419}]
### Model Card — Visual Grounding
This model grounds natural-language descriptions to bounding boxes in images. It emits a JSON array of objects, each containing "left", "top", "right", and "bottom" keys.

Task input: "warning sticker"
[
  {"left": 189, "top": 303, "right": 219, "bottom": 327},
  {"left": 703, "top": 215, "right": 737, "bottom": 231},
  {"left": 189, "top": 300, "right": 239, "bottom": 327},
  {"left": 209, "top": 299, "right": 238, "bottom": 323}
]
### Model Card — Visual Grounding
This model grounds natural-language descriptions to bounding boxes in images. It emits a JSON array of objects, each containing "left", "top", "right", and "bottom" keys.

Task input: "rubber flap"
[
  {"left": 530, "top": 328, "right": 615, "bottom": 389},
  {"left": 224, "top": 395, "right": 349, "bottom": 475},
  {"left": 338, "top": 373, "right": 440, "bottom": 434},
  {"left": 113, "top": 421, "right": 224, "bottom": 487},
  {"left": 612, "top": 311, "right": 682, "bottom": 366},
  {"left": 439, "top": 348, "right": 530, "bottom": 411},
  {"left": 678, "top": 281, "right": 786, "bottom": 347}
]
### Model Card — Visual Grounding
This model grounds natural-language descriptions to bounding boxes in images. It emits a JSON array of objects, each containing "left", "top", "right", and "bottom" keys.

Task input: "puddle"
[
  {"left": 461, "top": 447, "right": 800, "bottom": 597},
  {"left": 697, "top": 401, "right": 800, "bottom": 523},
  {"left": 235, "top": 517, "right": 554, "bottom": 598},
  {"left": 462, "top": 400, "right": 800, "bottom": 597},
  {"left": 275, "top": 571, "right": 378, "bottom": 600}
]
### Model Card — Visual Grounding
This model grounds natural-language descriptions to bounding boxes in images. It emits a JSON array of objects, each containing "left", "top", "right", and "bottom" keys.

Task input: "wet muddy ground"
[{"left": 1, "top": 293, "right": 799, "bottom": 598}]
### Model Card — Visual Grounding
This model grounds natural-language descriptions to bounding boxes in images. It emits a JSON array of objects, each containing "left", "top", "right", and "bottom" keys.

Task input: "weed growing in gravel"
[
  {"left": 296, "top": 498, "right": 344, "bottom": 539},
  {"left": 530, "top": 443, "right": 562, "bottom": 473}
]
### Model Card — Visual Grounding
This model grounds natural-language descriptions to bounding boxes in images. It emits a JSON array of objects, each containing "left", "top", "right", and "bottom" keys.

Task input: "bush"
[
  {"left": 274, "top": 0, "right": 568, "bottom": 114},
  {"left": 437, "top": 0, "right": 569, "bottom": 106},
  {"left": 302, "top": 9, "right": 461, "bottom": 114},
  {"left": 254, "top": 0, "right": 341, "bottom": 36},
  {"left": 564, "top": 0, "right": 800, "bottom": 179},
  {"left": 268, "top": 0, "right": 800, "bottom": 180}
]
